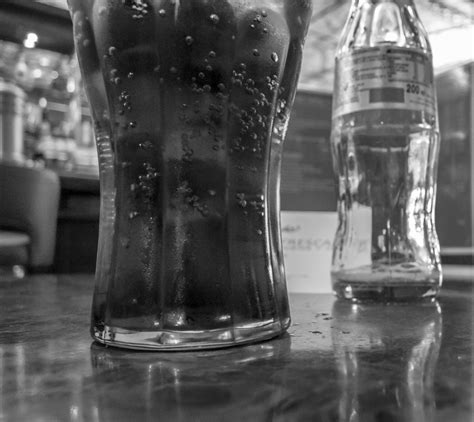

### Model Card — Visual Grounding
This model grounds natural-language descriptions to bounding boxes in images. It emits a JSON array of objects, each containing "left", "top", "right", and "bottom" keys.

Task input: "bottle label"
[{"left": 333, "top": 46, "right": 436, "bottom": 118}]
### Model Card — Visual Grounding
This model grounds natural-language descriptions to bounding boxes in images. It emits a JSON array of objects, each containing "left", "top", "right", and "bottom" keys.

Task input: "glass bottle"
[{"left": 330, "top": 0, "right": 442, "bottom": 301}]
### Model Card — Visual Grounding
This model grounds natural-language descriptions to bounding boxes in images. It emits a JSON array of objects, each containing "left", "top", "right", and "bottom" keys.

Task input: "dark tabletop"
[{"left": 0, "top": 272, "right": 472, "bottom": 422}]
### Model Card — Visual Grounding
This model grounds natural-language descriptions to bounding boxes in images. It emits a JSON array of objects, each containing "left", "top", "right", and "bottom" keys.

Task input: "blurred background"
[{"left": 0, "top": 0, "right": 472, "bottom": 278}]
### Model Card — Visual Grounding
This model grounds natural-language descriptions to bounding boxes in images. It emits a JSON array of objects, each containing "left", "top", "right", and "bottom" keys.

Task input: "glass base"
[
  {"left": 332, "top": 266, "right": 442, "bottom": 302},
  {"left": 92, "top": 318, "right": 289, "bottom": 351},
  {"left": 333, "top": 280, "right": 440, "bottom": 302}
]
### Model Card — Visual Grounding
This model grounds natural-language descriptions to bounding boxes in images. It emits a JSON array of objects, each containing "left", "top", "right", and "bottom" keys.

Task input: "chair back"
[{"left": 0, "top": 161, "right": 60, "bottom": 270}]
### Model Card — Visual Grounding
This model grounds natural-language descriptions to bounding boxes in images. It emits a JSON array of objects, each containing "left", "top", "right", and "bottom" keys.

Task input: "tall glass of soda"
[{"left": 67, "top": 0, "right": 313, "bottom": 350}]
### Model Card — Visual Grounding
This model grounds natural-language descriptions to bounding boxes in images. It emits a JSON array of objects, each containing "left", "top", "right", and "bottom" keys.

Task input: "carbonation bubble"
[
  {"left": 108, "top": 46, "right": 117, "bottom": 56},
  {"left": 236, "top": 193, "right": 247, "bottom": 208},
  {"left": 128, "top": 72, "right": 134, "bottom": 79},
  {"left": 271, "top": 52, "right": 279, "bottom": 62},
  {"left": 209, "top": 14, "right": 219, "bottom": 24},
  {"left": 185, "top": 36, "right": 194, "bottom": 46},
  {"left": 209, "top": 51, "right": 216, "bottom": 58},
  {"left": 139, "top": 140, "right": 153, "bottom": 150},
  {"left": 252, "top": 49, "right": 260, "bottom": 57},
  {"left": 119, "top": 91, "right": 131, "bottom": 111},
  {"left": 159, "top": 9, "right": 166, "bottom": 17}
]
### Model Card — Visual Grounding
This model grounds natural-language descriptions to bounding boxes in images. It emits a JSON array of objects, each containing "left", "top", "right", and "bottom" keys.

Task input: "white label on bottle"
[{"left": 333, "top": 47, "right": 436, "bottom": 118}]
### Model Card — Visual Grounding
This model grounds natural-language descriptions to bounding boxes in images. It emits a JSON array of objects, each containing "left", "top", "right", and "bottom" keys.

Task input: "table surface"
[{"left": 0, "top": 273, "right": 472, "bottom": 422}]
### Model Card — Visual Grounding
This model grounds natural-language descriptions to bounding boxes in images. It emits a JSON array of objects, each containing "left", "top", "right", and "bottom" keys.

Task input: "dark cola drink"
[{"left": 68, "top": 0, "right": 312, "bottom": 350}]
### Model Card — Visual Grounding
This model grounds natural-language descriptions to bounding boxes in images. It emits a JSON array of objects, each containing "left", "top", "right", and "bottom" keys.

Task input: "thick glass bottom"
[
  {"left": 332, "top": 270, "right": 441, "bottom": 302},
  {"left": 92, "top": 318, "right": 289, "bottom": 351}
]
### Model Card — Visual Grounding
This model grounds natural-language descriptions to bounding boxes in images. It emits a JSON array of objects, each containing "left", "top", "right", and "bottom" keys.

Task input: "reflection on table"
[{"left": 0, "top": 274, "right": 472, "bottom": 421}]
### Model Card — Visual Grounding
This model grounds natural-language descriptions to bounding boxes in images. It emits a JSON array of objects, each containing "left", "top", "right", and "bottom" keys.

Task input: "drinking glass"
[{"left": 68, "top": 0, "right": 313, "bottom": 350}]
